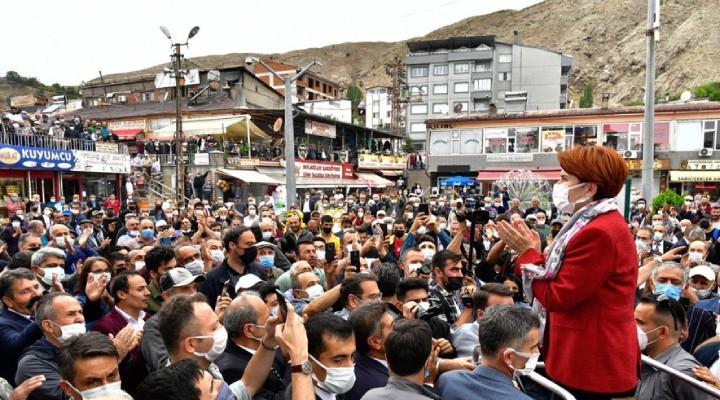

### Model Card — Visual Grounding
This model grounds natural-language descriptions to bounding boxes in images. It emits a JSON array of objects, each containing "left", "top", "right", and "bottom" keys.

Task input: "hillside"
[{"left": 88, "top": 0, "right": 720, "bottom": 105}]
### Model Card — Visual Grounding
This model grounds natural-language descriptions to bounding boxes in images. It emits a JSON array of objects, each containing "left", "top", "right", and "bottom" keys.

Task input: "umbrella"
[{"left": 439, "top": 176, "right": 477, "bottom": 186}]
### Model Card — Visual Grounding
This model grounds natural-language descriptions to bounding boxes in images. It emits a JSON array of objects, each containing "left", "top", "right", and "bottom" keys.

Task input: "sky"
[{"left": 1, "top": 0, "right": 543, "bottom": 86}]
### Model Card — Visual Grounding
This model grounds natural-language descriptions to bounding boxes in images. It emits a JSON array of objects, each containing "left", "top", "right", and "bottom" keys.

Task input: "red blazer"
[{"left": 516, "top": 211, "right": 640, "bottom": 394}]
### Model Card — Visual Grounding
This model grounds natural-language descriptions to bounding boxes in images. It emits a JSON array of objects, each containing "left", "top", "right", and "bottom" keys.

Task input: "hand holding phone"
[{"left": 275, "top": 289, "right": 288, "bottom": 323}]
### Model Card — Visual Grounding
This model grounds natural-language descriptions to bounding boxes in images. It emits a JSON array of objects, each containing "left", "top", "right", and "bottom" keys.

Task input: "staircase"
[{"left": 407, "top": 169, "right": 431, "bottom": 191}]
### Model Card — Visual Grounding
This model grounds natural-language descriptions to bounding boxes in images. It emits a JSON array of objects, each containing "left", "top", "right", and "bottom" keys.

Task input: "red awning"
[
  {"left": 114, "top": 129, "right": 143, "bottom": 141},
  {"left": 476, "top": 169, "right": 561, "bottom": 181}
]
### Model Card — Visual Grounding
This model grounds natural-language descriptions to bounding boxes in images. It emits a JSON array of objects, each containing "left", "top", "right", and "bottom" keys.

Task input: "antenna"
[{"left": 680, "top": 91, "right": 692, "bottom": 102}]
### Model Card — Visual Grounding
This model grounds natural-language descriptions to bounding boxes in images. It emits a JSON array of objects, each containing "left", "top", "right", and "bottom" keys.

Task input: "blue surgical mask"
[
  {"left": 141, "top": 229, "right": 154, "bottom": 240},
  {"left": 258, "top": 255, "right": 274, "bottom": 269},
  {"left": 654, "top": 283, "right": 682, "bottom": 301}
]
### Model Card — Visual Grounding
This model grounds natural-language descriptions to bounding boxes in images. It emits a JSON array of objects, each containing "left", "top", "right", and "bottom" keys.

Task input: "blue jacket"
[
  {"left": 696, "top": 297, "right": 720, "bottom": 313},
  {"left": 438, "top": 365, "right": 532, "bottom": 400},
  {"left": 0, "top": 307, "right": 43, "bottom": 385},
  {"left": 345, "top": 353, "right": 389, "bottom": 400}
]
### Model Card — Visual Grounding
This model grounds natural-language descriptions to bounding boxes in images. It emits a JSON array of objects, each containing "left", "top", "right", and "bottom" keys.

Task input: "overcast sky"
[{"left": 1, "top": 0, "right": 542, "bottom": 86}]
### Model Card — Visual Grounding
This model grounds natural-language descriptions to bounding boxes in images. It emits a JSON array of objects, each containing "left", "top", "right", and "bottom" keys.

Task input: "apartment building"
[
  {"left": 364, "top": 86, "right": 392, "bottom": 130},
  {"left": 251, "top": 60, "right": 342, "bottom": 102}
]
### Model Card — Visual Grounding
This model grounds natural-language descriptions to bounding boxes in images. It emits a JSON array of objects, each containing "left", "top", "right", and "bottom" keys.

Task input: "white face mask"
[
  {"left": 416, "top": 226, "right": 427, "bottom": 236},
  {"left": 509, "top": 349, "right": 540, "bottom": 376},
  {"left": 134, "top": 261, "right": 145, "bottom": 271},
  {"left": 304, "top": 284, "right": 325, "bottom": 301},
  {"left": 421, "top": 248, "right": 436, "bottom": 260},
  {"left": 439, "top": 223, "right": 447, "bottom": 231},
  {"left": 653, "top": 232, "right": 664, "bottom": 242},
  {"left": 185, "top": 260, "right": 204, "bottom": 276},
  {"left": 249, "top": 209, "right": 257, "bottom": 216},
  {"left": 309, "top": 354, "right": 357, "bottom": 395},
  {"left": 210, "top": 250, "right": 225, "bottom": 264},
  {"left": 408, "top": 262, "right": 422, "bottom": 273},
  {"left": 56, "top": 236, "right": 74, "bottom": 249},
  {"left": 91, "top": 272, "right": 111, "bottom": 283},
  {"left": 192, "top": 325, "right": 228, "bottom": 362},
  {"left": 51, "top": 321, "right": 86, "bottom": 344},
  {"left": 637, "top": 325, "right": 661, "bottom": 351},
  {"left": 536, "top": 219, "right": 545, "bottom": 226},
  {"left": 552, "top": 182, "right": 588, "bottom": 215},
  {"left": 39, "top": 267, "right": 65, "bottom": 286},
  {"left": 262, "top": 231, "right": 274, "bottom": 241},
  {"left": 66, "top": 381, "right": 123, "bottom": 400},
  {"left": 689, "top": 252, "right": 705, "bottom": 263},
  {"left": 635, "top": 240, "right": 648, "bottom": 253},
  {"left": 316, "top": 250, "right": 326, "bottom": 261}
]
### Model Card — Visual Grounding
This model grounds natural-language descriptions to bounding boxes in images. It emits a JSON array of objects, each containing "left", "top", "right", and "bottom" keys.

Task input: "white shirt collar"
[
  {"left": 314, "top": 386, "right": 335, "bottom": 400},
  {"left": 7, "top": 308, "right": 32, "bottom": 320},
  {"left": 115, "top": 306, "right": 146, "bottom": 330},
  {"left": 370, "top": 356, "right": 388, "bottom": 369}
]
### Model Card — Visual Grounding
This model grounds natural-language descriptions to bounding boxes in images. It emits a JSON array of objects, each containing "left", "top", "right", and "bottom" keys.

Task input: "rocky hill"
[{"left": 92, "top": 0, "right": 720, "bottom": 106}]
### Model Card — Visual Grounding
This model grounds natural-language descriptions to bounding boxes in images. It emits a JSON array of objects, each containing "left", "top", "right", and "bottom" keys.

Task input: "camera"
[
  {"left": 416, "top": 303, "right": 443, "bottom": 322},
  {"left": 244, "top": 57, "right": 255, "bottom": 66},
  {"left": 460, "top": 293, "right": 474, "bottom": 308},
  {"left": 456, "top": 209, "right": 490, "bottom": 225}
]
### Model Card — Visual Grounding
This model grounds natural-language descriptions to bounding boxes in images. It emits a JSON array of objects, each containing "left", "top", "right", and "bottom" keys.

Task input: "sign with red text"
[{"left": 295, "top": 160, "right": 354, "bottom": 179}]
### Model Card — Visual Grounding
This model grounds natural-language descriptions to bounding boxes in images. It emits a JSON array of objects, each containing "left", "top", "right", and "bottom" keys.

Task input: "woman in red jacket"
[{"left": 498, "top": 145, "right": 639, "bottom": 398}]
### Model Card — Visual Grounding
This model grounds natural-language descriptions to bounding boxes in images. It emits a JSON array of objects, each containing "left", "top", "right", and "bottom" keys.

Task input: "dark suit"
[
  {"left": 438, "top": 365, "right": 532, "bottom": 400},
  {"left": 199, "top": 259, "right": 265, "bottom": 310},
  {"left": 0, "top": 308, "right": 43, "bottom": 385},
  {"left": 92, "top": 308, "right": 151, "bottom": 395},
  {"left": 650, "top": 240, "right": 673, "bottom": 255},
  {"left": 344, "top": 353, "right": 389, "bottom": 400},
  {"left": 215, "top": 342, "right": 289, "bottom": 400}
]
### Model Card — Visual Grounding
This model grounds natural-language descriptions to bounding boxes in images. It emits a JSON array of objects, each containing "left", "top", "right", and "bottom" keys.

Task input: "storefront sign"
[
  {"left": 295, "top": 161, "right": 353, "bottom": 179},
  {"left": 0, "top": 144, "right": 74, "bottom": 171},
  {"left": 358, "top": 154, "right": 407, "bottom": 169},
  {"left": 194, "top": 153, "right": 210, "bottom": 165},
  {"left": 108, "top": 119, "right": 146, "bottom": 131},
  {"left": 71, "top": 151, "right": 131, "bottom": 174},
  {"left": 304, "top": 121, "right": 337, "bottom": 139},
  {"left": 486, "top": 154, "right": 533, "bottom": 163},
  {"left": 541, "top": 129, "right": 564, "bottom": 152},
  {"left": 10, "top": 95, "right": 39, "bottom": 107},
  {"left": 625, "top": 159, "right": 670, "bottom": 171},
  {"left": 684, "top": 160, "right": 720, "bottom": 170},
  {"left": 95, "top": 142, "right": 119, "bottom": 154}
]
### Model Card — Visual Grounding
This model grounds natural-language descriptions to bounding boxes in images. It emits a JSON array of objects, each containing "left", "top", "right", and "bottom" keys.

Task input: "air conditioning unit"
[
  {"left": 699, "top": 148, "right": 714, "bottom": 157},
  {"left": 117, "top": 95, "right": 127, "bottom": 103},
  {"left": 623, "top": 150, "right": 640, "bottom": 159}
]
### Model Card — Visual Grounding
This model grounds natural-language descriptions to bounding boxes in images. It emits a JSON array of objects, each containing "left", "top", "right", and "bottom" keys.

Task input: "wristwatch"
[{"left": 290, "top": 360, "right": 313, "bottom": 374}]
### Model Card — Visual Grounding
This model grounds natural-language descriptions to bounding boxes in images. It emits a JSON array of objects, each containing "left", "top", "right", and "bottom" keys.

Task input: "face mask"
[
  {"left": 536, "top": 219, "right": 545, "bottom": 226},
  {"left": 44, "top": 209, "right": 52, "bottom": 216},
  {"left": 638, "top": 203, "right": 646, "bottom": 209},
  {"left": 322, "top": 227, "right": 333, "bottom": 234},
  {"left": 12, "top": 221, "right": 20, "bottom": 229},
  {"left": 193, "top": 325, "right": 228, "bottom": 362},
  {"left": 56, "top": 236, "right": 74, "bottom": 249},
  {"left": 439, "top": 223, "right": 447, "bottom": 231},
  {"left": 259, "top": 255, "right": 274, "bottom": 269},
  {"left": 91, "top": 272, "right": 111, "bottom": 283},
  {"left": 695, "top": 288, "right": 713, "bottom": 300},
  {"left": 141, "top": 229, "right": 154, "bottom": 240},
  {"left": 66, "top": 381, "right": 123, "bottom": 400},
  {"left": 408, "top": 262, "right": 422, "bottom": 273},
  {"left": 238, "top": 246, "right": 257, "bottom": 265},
  {"left": 510, "top": 349, "right": 540, "bottom": 376},
  {"left": 421, "top": 248, "right": 435, "bottom": 260},
  {"left": 16, "top": 214, "right": 24, "bottom": 220},
  {"left": 357, "top": 212, "right": 364, "bottom": 218},
  {"left": 210, "top": 250, "right": 225, "bottom": 264},
  {"left": 316, "top": 250, "right": 326, "bottom": 261},
  {"left": 51, "top": 321, "right": 86, "bottom": 344},
  {"left": 552, "top": 182, "right": 588, "bottom": 214},
  {"left": 394, "top": 230, "right": 404, "bottom": 238},
  {"left": 654, "top": 283, "right": 682, "bottom": 301},
  {"left": 689, "top": 252, "right": 704, "bottom": 263},
  {"left": 653, "top": 232, "right": 664, "bottom": 242},
  {"left": 71, "top": 209, "right": 80, "bottom": 215},
  {"left": 304, "top": 284, "right": 325, "bottom": 301},
  {"left": 417, "top": 301, "right": 430, "bottom": 311},
  {"left": 185, "top": 260, "right": 204, "bottom": 276},
  {"left": 134, "top": 261, "right": 145, "bottom": 271},
  {"left": 129, "top": 230, "right": 140, "bottom": 237},
  {"left": 635, "top": 240, "right": 648, "bottom": 252},
  {"left": 445, "top": 276, "right": 463, "bottom": 291},
  {"left": 416, "top": 226, "right": 427, "bottom": 236},
  {"left": 681, "top": 226, "right": 687, "bottom": 233},
  {"left": 40, "top": 267, "right": 65, "bottom": 286},
  {"left": 637, "top": 325, "right": 662, "bottom": 351},
  {"left": 259, "top": 231, "right": 274, "bottom": 242},
  {"left": 310, "top": 354, "right": 357, "bottom": 395}
]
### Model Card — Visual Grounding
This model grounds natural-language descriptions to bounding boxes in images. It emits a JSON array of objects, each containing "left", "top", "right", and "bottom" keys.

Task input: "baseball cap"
[
  {"left": 377, "top": 210, "right": 387, "bottom": 217},
  {"left": 235, "top": 274, "right": 263, "bottom": 292},
  {"left": 550, "top": 219, "right": 564, "bottom": 227},
  {"left": 526, "top": 214, "right": 537, "bottom": 221},
  {"left": 92, "top": 210, "right": 105, "bottom": 217},
  {"left": 159, "top": 267, "right": 206, "bottom": 292},
  {"left": 155, "top": 220, "right": 168, "bottom": 228},
  {"left": 62, "top": 210, "right": 72, "bottom": 216},
  {"left": 77, "top": 218, "right": 92, "bottom": 225},
  {"left": 255, "top": 241, "right": 277, "bottom": 251},
  {"left": 690, "top": 265, "right": 715, "bottom": 282}
]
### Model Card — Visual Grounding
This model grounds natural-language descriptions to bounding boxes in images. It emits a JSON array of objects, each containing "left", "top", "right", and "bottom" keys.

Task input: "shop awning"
[
  {"left": 217, "top": 168, "right": 282, "bottom": 185},
  {"left": 114, "top": 129, "right": 143, "bottom": 141},
  {"left": 379, "top": 170, "right": 403, "bottom": 177},
  {"left": 670, "top": 170, "right": 720, "bottom": 182},
  {"left": 355, "top": 172, "right": 394, "bottom": 188},
  {"left": 153, "top": 115, "right": 271, "bottom": 141},
  {"left": 254, "top": 167, "right": 363, "bottom": 188},
  {"left": 476, "top": 169, "right": 561, "bottom": 181}
]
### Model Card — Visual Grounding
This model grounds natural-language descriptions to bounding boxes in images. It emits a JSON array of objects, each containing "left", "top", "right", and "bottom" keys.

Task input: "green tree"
[
  {"left": 652, "top": 189, "right": 684, "bottom": 212},
  {"left": 402, "top": 138, "right": 415, "bottom": 154},
  {"left": 579, "top": 83, "right": 594, "bottom": 108},
  {"left": 694, "top": 82, "right": 720, "bottom": 101},
  {"left": 346, "top": 83, "right": 363, "bottom": 108}
]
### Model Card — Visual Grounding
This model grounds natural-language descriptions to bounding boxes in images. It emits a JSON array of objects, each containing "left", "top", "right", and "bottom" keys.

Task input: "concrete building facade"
[{"left": 364, "top": 86, "right": 392, "bottom": 130}]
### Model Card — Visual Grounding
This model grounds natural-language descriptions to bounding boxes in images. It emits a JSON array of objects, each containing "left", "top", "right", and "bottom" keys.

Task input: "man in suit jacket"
[
  {"left": 0, "top": 268, "right": 44, "bottom": 385},
  {"left": 92, "top": 271, "right": 150, "bottom": 395},
  {"left": 344, "top": 302, "right": 393, "bottom": 400},
  {"left": 438, "top": 305, "right": 538, "bottom": 400},
  {"left": 650, "top": 224, "right": 673, "bottom": 255},
  {"left": 216, "top": 292, "right": 289, "bottom": 400}
]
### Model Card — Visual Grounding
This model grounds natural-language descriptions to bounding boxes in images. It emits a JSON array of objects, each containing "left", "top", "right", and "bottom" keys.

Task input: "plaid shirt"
[{"left": 428, "top": 279, "right": 461, "bottom": 326}]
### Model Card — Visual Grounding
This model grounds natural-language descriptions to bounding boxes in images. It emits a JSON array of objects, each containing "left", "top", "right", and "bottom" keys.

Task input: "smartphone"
[
  {"left": 220, "top": 279, "right": 232, "bottom": 298},
  {"left": 275, "top": 289, "right": 288, "bottom": 322},
  {"left": 350, "top": 250, "right": 361, "bottom": 269},
  {"left": 379, "top": 223, "right": 388, "bottom": 236},
  {"left": 160, "top": 237, "right": 172, "bottom": 246},
  {"left": 325, "top": 243, "right": 336, "bottom": 263},
  {"left": 418, "top": 203, "right": 429, "bottom": 215}
]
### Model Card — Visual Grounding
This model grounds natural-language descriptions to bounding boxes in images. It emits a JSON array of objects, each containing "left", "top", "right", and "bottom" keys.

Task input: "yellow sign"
[
  {"left": 625, "top": 159, "right": 670, "bottom": 171},
  {"left": 358, "top": 154, "right": 407, "bottom": 169}
]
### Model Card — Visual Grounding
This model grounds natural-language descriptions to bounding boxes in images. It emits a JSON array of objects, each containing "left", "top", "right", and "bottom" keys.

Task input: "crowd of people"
[{"left": 0, "top": 146, "right": 719, "bottom": 399}]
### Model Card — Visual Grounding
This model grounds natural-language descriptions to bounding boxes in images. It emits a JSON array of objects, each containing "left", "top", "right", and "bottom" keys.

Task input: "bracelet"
[{"left": 261, "top": 337, "right": 279, "bottom": 351}]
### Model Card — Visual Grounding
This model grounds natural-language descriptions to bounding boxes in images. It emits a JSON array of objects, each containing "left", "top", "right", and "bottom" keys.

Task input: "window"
[
  {"left": 433, "top": 65, "right": 448, "bottom": 75},
  {"left": 703, "top": 120, "right": 718, "bottom": 149},
  {"left": 410, "top": 104, "right": 428, "bottom": 115},
  {"left": 499, "top": 54, "right": 512, "bottom": 63},
  {"left": 474, "top": 63, "right": 491, "bottom": 72},
  {"left": 473, "top": 79, "right": 491, "bottom": 91},
  {"left": 429, "top": 131, "right": 451, "bottom": 155},
  {"left": 411, "top": 86, "right": 427, "bottom": 96},
  {"left": 454, "top": 63, "right": 469, "bottom": 74},
  {"left": 541, "top": 127, "right": 567, "bottom": 152},
  {"left": 573, "top": 125, "right": 598, "bottom": 146},
  {"left": 513, "top": 128, "right": 539, "bottom": 153},
  {"left": 141, "top": 92, "right": 155, "bottom": 101},
  {"left": 372, "top": 112, "right": 379, "bottom": 118},
  {"left": 473, "top": 101, "right": 489, "bottom": 112},
  {"left": 460, "top": 130, "right": 483, "bottom": 154},
  {"left": 411, "top": 67, "right": 429, "bottom": 78},
  {"left": 411, "top": 123, "right": 426, "bottom": 133},
  {"left": 433, "top": 103, "right": 449, "bottom": 114},
  {"left": 386, "top": 111, "right": 391, "bottom": 118},
  {"left": 454, "top": 82, "right": 469, "bottom": 93},
  {"left": 498, "top": 72, "right": 512, "bottom": 81},
  {"left": 654, "top": 122, "right": 670, "bottom": 151},
  {"left": 484, "top": 128, "right": 510, "bottom": 153},
  {"left": 602, "top": 124, "right": 631, "bottom": 151},
  {"left": 433, "top": 84, "right": 448, "bottom": 95}
]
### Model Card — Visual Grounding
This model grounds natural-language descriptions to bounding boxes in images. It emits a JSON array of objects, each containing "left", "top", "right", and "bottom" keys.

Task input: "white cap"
[
  {"left": 690, "top": 265, "right": 715, "bottom": 282},
  {"left": 156, "top": 220, "right": 168, "bottom": 228},
  {"left": 235, "top": 274, "right": 262, "bottom": 292}
]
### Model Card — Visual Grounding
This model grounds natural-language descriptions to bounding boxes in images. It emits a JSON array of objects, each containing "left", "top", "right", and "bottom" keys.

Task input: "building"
[
  {"left": 251, "top": 60, "right": 342, "bottom": 101},
  {"left": 425, "top": 102, "right": 720, "bottom": 200},
  {"left": 364, "top": 86, "right": 392, "bottom": 130},
  {"left": 298, "top": 99, "right": 352, "bottom": 123},
  {"left": 405, "top": 35, "right": 572, "bottom": 150}
]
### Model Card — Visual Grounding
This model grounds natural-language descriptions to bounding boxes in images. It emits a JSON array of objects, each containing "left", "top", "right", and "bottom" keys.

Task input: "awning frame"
[{"left": 217, "top": 168, "right": 282, "bottom": 185}]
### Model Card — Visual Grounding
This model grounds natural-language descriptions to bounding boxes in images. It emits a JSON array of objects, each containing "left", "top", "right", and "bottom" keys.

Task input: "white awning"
[
  {"left": 670, "top": 170, "right": 720, "bottom": 182},
  {"left": 355, "top": 172, "right": 394, "bottom": 188},
  {"left": 217, "top": 168, "right": 281, "bottom": 185},
  {"left": 254, "top": 166, "right": 363, "bottom": 188},
  {"left": 153, "top": 115, "right": 271, "bottom": 141}
]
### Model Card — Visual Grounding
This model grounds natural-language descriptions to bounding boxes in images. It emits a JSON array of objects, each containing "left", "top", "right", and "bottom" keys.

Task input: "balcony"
[
  {"left": 561, "top": 75, "right": 568, "bottom": 87},
  {"left": 560, "top": 94, "right": 567, "bottom": 105},
  {"left": 472, "top": 90, "right": 493, "bottom": 100},
  {"left": 0, "top": 132, "right": 128, "bottom": 154}
]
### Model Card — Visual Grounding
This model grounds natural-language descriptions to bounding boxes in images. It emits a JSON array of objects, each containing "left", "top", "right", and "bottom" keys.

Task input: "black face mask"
[
  {"left": 550, "top": 229, "right": 560, "bottom": 237},
  {"left": 699, "top": 221, "right": 711, "bottom": 230},
  {"left": 31, "top": 207, "right": 38, "bottom": 212},
  {"left": 237, "top": 245, "right": 257, "bottom": 265},
  {"left": 322, "top": 227, "right": 333, "bottom": 234},
  {"left": 394, "top": 230, "right": 404, "bottom": 238},
  {"left": 445, "top": 276, "right": 463, "bottom": 291}
]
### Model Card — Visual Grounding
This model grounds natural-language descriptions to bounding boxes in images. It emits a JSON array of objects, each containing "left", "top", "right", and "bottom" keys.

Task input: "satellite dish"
[
  {"left": 208, "top": 70, "right": 221, "bottom": 82},
  {"left": 159, "top": 26, "right": 172, "bottom": 40},
  {"left": 453, "top": 103, "right": 463, "bottom": 114},
  {"left": 273, "top": 118, "right": 283, "bottom": 132},
  {"left": 680, "top": 91, "right": 692, "bottom": 102}
]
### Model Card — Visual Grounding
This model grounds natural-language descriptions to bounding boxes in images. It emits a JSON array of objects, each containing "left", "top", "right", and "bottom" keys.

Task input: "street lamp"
[
  {"left": 159, "top": 25, "right": 200, "bottom": 204},
  {"left": 245, "top": 57, "right": 321, "bottom": 208}
]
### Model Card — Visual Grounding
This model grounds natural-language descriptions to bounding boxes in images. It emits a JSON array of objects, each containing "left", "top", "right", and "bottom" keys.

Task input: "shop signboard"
[
  {"left": 71, "top": 151, "right": 131, "bottom": 174},
  {"left": 304, "top": 120, "right": 337, "bottom": 139},
  {"left": 108, "top": 119, "right": 146, "bottom": 131},
  {"left": 486, "top": 154, "right": 533, "bottom": 163},
  {"left": 0, "top": 144, "right": 74, "bottom": 171},
  {"left": 625, "top": 159, "right": 670, "bottom": 171},
  {"left": 684, "top": 160, "right": 720, "bottom": 170},
  {"left": 295, "top": 160, "right": 353, "bottom": 179},
  {"left": 358, "top": 154, "right": 407, "bottom": 169},
  {"left": 194, "top": 153, "right": 210, "bottom": 165},
  {"left": 95, "top": 142, "right": 119, "bottom": 154}
]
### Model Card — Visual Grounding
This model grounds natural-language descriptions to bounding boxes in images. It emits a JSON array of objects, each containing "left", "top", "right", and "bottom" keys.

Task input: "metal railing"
[
  {"left": 0, "top": 131, "right": 128, "bottom": 154},
  {"left": 642, "top": 355, "right": 720, "bottom": 398},
  {"left": 526, "top": 362, "right": 576, "bottom": 400}
]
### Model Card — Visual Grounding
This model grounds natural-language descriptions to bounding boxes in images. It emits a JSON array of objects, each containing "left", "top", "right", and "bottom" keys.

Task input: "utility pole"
[
  {"left": 385, "top": 57, "right": 407, "bottom": 140},
  {"left": 173, "top": 43, "right": 184, "bottom": 204},
  {"left": 641, "top": 0, "right": 658, "bottom": 200}
]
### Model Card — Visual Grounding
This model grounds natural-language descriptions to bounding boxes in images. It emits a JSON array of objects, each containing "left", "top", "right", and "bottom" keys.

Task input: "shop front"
[
  {"left": 356, "top": 154, "right": 406, "bottom": 191},
  {"left": 108, "top": 119, "right": 147, "bottom": 155},
  {"left": 670, "top": 160, "right": 720, "bottom": 198},
  {"left": 626, "top": 159, "right": 669, "bottom": 195},
  {"left": 62, "top": 150, "right": 132, "bottom": 201}
]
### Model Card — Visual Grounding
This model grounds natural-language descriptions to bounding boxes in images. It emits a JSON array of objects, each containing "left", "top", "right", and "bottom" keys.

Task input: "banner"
[
  {"left": 108, "top": 119, "right": 146, "bottom": 131},
  {"left": 95, "top": 142, "right": 119, "bottom": 154},
  {"left": 71, "top": 151, "right": 131, "bottom": 174},
  {"left": 0, "top": 144, "right": 74, "bottom": 171},
  {"left": 358, "top": 154, "right": 407, "bottom": 169},
  {"left": 194, "top": 153, "right": 210, "bottom": 165},
  {"left": 295, "top": 160, "right": 353, "bottom": 179},
  {"left": 304, "top": 120, "right": 337, "bottom": 138}
]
